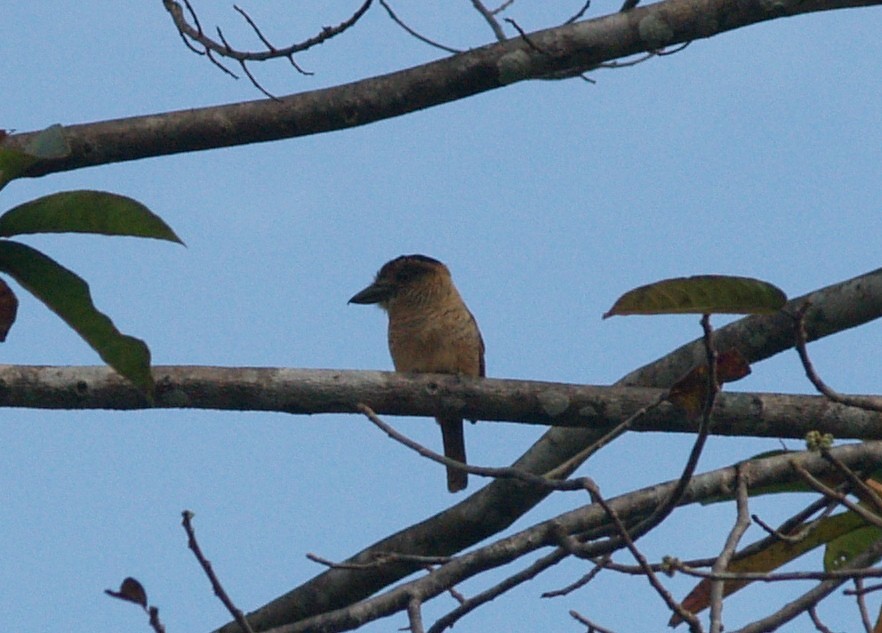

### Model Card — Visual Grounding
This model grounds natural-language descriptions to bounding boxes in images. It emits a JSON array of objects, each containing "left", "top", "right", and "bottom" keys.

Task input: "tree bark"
[{"left": 6, "top": 0, "right": 879, "bottom": 178}]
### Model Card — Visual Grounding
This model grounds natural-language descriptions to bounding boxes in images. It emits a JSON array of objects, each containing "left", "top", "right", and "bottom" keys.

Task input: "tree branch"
[
  {"left": 0, "top": 365, "right": 881, "bottom": 440},
  {"left": 7, "top": 0, "right": 879, "bottom": 178},
  {"left": 211, "top": 267, "right": 882, "bottom": 632},
  {"left": 265, "top": 442, "right": 882, "bottom": 633}
]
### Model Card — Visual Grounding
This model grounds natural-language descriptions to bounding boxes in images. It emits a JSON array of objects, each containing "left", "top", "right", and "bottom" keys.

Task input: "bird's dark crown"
[{"left": 376, "top": 254, "right": 447, "bottom": 285}]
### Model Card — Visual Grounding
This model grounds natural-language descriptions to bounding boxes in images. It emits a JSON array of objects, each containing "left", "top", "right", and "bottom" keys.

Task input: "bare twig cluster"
[
  {"left": 161, "top": 0, "right": 373, "bottom": 97},
  {"left": 162, "top": 0, "right": 645, "bottom": 94}
]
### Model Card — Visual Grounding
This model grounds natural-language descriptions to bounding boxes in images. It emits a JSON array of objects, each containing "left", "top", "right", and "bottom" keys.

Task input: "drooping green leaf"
[
  {"left": 0, "top": 124, "right": 70, "bottom": 190},
  {"left": 603, "top": 275, "right": 787, "bottom": 318},
  {"left": 0, "top": 240, "right": 154, "bottom": 395},
  {"left": 0, "top": 190, "right": 184, "bottom": 243}
]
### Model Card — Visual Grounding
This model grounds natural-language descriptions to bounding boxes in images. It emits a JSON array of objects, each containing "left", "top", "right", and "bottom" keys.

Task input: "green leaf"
[
  {"left": 0, "top": 124, "right": 70, "bottom": 190},
  {"left": 0, "top": 240, "right": 154, "bottom": 395},
  {"left": 603, "top": 275, "right": 787, "bottom": 318},
  {"left": 0, "top": 190, "right": 184, "bottom": 243},
  {"left": 824, "top": 523, "right": 882, "bottom": 571},
  {"left": 0, "top": 148, "right": 36, "bottom": 191}
]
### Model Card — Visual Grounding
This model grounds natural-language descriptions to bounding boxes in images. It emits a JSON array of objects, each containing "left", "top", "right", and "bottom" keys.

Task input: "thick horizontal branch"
[
  {"left": 1, "top": 364, "right": 881, "bottom": 441},
  {"left": 8, "top": 0, "right": 879, "bottom": 177}
]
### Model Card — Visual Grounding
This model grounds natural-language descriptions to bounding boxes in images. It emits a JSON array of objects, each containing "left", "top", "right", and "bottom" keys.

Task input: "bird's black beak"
[{"left": 348, "top": 281, "right": 393, "bottom": 305}]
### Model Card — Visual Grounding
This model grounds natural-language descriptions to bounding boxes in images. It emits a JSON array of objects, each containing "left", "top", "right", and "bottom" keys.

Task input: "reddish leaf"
[
  {"left": 716, "top": 349, "right": 751, "bottom": 383},
  {"left": 667, "top": 364, "right": 710, "bottom": 420},
  {"left": 0, "top": 277, "right": 17, "bottom": 341},
  {"left": 667, "top": 349, "right": 752, "bottom": 419},
  {"left": 104, "top": 576, "right": 148, "bottom": 608}
]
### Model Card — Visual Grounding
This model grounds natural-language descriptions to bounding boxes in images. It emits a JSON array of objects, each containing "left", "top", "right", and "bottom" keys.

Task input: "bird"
[{"left": 349, "top": 254, "right": 485, "bottom": 492}]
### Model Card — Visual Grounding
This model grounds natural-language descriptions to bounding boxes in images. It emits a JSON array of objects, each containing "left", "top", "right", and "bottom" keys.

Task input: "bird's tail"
[{"left": 437, "top": 416, "right": 467, "bottom": 493}]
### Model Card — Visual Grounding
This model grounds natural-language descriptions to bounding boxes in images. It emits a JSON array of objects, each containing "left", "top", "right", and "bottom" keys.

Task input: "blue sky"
[{"left": 3, "top": 2, "right": 882, "bottom": 632}]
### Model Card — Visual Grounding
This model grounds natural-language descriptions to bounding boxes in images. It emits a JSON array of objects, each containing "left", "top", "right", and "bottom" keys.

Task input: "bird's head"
[{"left": 349, "top": 254, "right": 451, "bottom": 309}]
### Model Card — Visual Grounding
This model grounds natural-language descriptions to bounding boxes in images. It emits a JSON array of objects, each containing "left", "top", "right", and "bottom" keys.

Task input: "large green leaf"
[
  {"left": 604, "top": 275, "right": 787, "bottom": 317},
  {"left": 0, "top": 124, "right": 69, "bottom": 190},
  {"left": 0, "top": 190, "right": 184, "bottom": 243},
  {"left": 0, "top": 240, "right": 154, "bottom": 394}
]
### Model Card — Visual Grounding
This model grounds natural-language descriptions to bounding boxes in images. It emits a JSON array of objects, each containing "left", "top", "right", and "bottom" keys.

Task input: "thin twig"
[
  {"left": 357, "top": 403, "right": 599, "bottom": 491},
  {"left": 853, "top": 578, "right": 874, "bottom": 633},
  {"left": 625, "top": 315, "right": 719, "bottom": 539},
  {"left": 234, "top": 5, "right": 276, "bottom": 51},
  {"left": 307, "top": 551, "right": 451, "bottom": 570},
  {"left": 588, "top": 482, "right": 703, "bottom": 632},
  {"left": 709, "top": 466, "right": 751, "bottom": 633},
  {"left": 215, "top": 26, "right": 279, "bottom": 99},
  {"left": 597, "top": 52, "right": 656, "bottom": 68},
  {"left": 163, "top": 0, "right": 373, "bottom": 93},
  {"left": 597, "top": 556, "right": 716, "bottom": 576},
  {"left": 751, "top": 496, "right": 838, "bottom": 545},
  {"left": 821, "top": 448, "right": 882, "bottom": 514},
  {"left": 169, "top": 0, "right": 206, "bottom": 55},
  {"left": 470, "top": 0, "right": 507, "bottom": 40},
  {"left": 564, "top": 1, "right": 592, "bottom": 24},
  {"left": 428, "top": 548, "right": 569, "bottom": 633},
  {"left": 670, "top": 560, "right": 882, "bottom": 583},
  {"left": 378, "top": 0, "right": 462, "bottom": 53},
  {"left": 148, "top": 607, "right": 166, "bottom": 633},
  {"left": 657, "top": 41, "right": 691, "bottom": 55},
  {"left": 569, "top": 610, "right": 617, "bottom": 633},
  {"left": 794, "top": 303, "right": 882, "bottom": 412},
  {"left": 490, "top": 0, "right": 516, "bottom": 15},
  {"left": 792, "top": 462, "right": 882, "bottom": 529},
  {"left": 845, "top": 581, "right": 882, "bottom": 595},
  {"left": 541, "top": 555, "right": 611, "bottom": 598},
  {"left": 808, "top": 606, "right": 835, "bottom": 633},
  {"left": 504, "top": 18, "right": 543, "bottom": 51},
  {"left": 596, "top": 42, "right": 689, "bottom": 71},
  {"left": 542, "top": 393, "right": 668, "bottom": 480},
  {"left": 181, "top": 511, "right": 255, "bottom": 633},
  {"left": 751, "top": 513, "right": 815, "bottom": 544}
]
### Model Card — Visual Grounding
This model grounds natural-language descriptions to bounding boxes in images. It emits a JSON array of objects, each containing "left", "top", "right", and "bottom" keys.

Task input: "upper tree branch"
[{"left": 7, "top": 0, "right": 879, "bottom": 178}]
